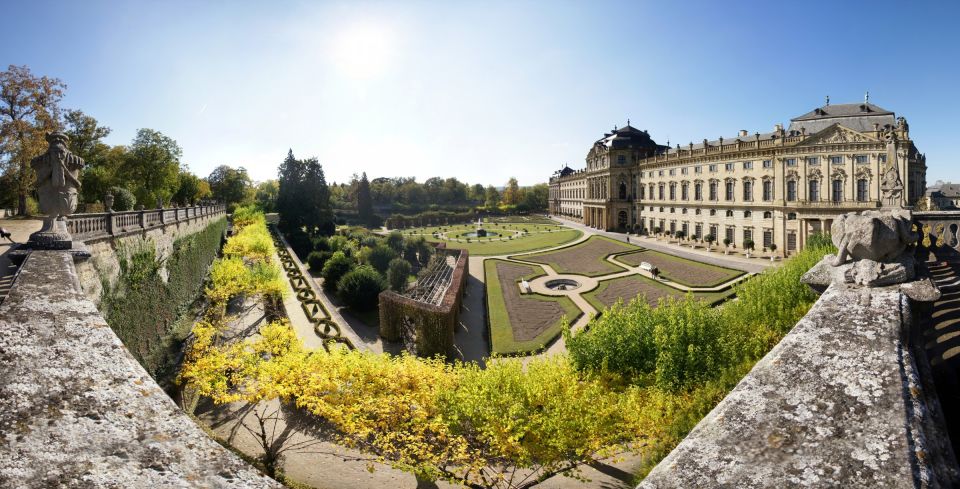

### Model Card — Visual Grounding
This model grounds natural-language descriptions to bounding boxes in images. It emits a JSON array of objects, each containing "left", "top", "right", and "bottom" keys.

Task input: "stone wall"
[
  {"left": 637, "top": 283, "right": 960, "bottom": 488},
  {"left": 0, "top": 251, "right": 280, "bottom": 488},
  {"left": 70, "top": 212, "right": 228, "bottom": 385},
  {"left": 75, "top": 211, "right": 226, "bottom": 306}
]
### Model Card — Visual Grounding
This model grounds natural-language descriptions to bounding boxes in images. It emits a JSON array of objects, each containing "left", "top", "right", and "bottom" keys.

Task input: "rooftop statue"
[{"left": 28, "top": 132, "right": 84, "bottom": 249}]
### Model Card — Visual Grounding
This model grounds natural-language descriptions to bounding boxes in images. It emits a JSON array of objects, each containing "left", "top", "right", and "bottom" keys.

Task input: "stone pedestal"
[{"left": 10, "top": 218, "right": 89, "bottom": 266}]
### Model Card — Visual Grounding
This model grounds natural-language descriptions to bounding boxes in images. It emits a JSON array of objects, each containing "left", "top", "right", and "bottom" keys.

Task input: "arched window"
[
  {"left": 763, "top": 211, "right": 772, "bottom": 219},
  {"left": 725, "top": 210, "right": 734, "bottom": 217},
  {"left": 744, "top": 210, "right": 752, "bottom": 218}
]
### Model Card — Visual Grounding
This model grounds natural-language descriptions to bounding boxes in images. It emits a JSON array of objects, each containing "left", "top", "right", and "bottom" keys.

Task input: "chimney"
[
  {"left": 739, "top": 129, "right": 748, "bottom": 137},
  {"left": 775, "top": 123, "right": 783, "bottom": 132}
]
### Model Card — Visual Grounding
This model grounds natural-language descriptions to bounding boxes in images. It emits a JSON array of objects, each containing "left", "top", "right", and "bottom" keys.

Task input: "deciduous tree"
[{"left": 0, "top": 65, "right": 65, "bottom": 215}]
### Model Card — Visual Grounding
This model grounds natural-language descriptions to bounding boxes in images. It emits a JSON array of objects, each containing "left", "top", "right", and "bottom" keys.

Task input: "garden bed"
[
  {"left": 517, "top": 235, "right": 637, "bottom": 276},
  {"left": 484, "top": 259, "right": 581, "bottom": 354},
  {"left": 584, "top": 275, "right": 735, "bottom": 312},
  {"left": 616, "top": 249, "right": 744, "bottom": 287}
]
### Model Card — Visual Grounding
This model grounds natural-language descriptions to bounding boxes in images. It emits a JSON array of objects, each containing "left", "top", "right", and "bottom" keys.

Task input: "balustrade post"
[
  {"left": 104, "top": 193, "right": 115, "bottom": 236},
  {"left": 138, "top": 205, "right": 146, "bottom": 229}
]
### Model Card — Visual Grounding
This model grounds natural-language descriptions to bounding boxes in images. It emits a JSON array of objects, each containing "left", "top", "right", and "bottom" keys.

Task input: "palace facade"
[{"left": 548, "top": 101, "right": 926, "bottom": 254}]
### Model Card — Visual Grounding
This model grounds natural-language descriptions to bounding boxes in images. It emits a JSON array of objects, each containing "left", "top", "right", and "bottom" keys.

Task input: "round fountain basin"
[
  {"left": 545, "top": 278, "right": 581, "bottom": 291},
  {"left": 461, "top": 230, "right": 500, "bottom": 238}
]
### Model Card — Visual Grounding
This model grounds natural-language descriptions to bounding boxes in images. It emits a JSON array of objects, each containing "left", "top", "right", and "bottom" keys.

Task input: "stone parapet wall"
[
  {"left": 638, "top": 283, "right": 960, "bottom": 488},
  {"left": 0, "top": 251, "right": 279, "bottom": 488},
  {"left": 74, "top": 209, "right": 226, "bottom": 307}
]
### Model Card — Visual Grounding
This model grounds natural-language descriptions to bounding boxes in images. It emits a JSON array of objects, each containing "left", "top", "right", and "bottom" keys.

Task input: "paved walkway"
[
  {"left": 0, "top": 219, "right": 42, "bottom": 304},
  {"left": 550, "top": 215, "right": 777, "bottom": 274}
]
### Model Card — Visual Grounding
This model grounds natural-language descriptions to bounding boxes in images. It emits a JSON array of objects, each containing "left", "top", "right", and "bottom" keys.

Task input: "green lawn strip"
[
  {"left": 484, "top": 259, "right": 582, "bottom": 355},
  {"left": 514, "top": 235, "right": 639, "bottom": 277},
  {"left": 583, "top": 274, "right": 736, "bottom": 312},
  {"left": 615, "top": 249, "right": 745, "bottom": 287},
  {"left": 412, "top": 227, "right": 582, "bottom": 256}
]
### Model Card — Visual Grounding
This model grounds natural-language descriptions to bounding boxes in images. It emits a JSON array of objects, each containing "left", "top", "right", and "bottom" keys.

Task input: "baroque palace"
[{"left": 548, "top": 99, "right": 926, "bottom": 254}]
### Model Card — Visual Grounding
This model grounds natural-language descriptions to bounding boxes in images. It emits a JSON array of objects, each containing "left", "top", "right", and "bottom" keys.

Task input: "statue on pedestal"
[
  {"left": 880, "top": 130, "right": 904, "bottom": 208},
  {"left": 27, "top": 132, "right": 84, "bottom": 249}
]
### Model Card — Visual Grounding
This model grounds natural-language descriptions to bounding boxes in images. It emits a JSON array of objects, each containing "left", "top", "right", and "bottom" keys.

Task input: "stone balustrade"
[
  {"left": 67, "top": 204, "right": 226, "bottom": 241},
  {"left": 915, "top": 210, "right": 960, "bottom": 249}
]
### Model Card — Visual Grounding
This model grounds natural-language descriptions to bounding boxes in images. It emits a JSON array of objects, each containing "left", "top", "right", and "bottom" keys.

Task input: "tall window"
[
  {"left": 638, "top": 185, "right": 645, "bottom": 199},
  {"left": 725, "top": 227, "right": 735, "bottom": 245},
  {"left": 762, "top": 159, "right": 773, "bottom": 168},
  {"left": 785, "top": 158, "right": 797, "bottom": 167},
  {"left": 857, "top": 179, "right": 868, "bottom": 201},
  {"left": 658, "top": 184, "right": 664, "bottom": 200},
  {"left": 649, "top": 184, "right": 655, "bottom": 199},
  {"left": 725, "top": 180, "right": 735, "bottom": 201},
  {"left": 806, "top": 156, "right": 819, "bottom": 166},
  {"left": 832, "top": 179, "right": 843, "bottom": 202},
  {"left": 743, "top": 180, "right": 753, "bottom": 201},
  {"left": 681, "top": 183, "right": 689, "bottom": 200},
  {"left": 709, "top": 181, "right": 718, "bottom": 201},
  {"left": 694, "top": 183, "right": 702, "bottom": 200},
  {"left": 763, "top": 180, "right": 773, "bottom": 201},
  {"left": 619, "top": 181, "right": 627, "bottom": 200},
  {"left": 787, "top": 181, "right": 797, "bottom": 201},
  {"left": 809, "top": 180, "right": 819, "bottom": 201},
  {"left": 669, "top": 183, "right": 676, "bottom": 200}
]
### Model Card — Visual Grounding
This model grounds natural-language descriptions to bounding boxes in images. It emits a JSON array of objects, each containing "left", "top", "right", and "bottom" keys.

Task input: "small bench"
[{"left": 519, "top": 280, "right": 531, "bottom": 294}]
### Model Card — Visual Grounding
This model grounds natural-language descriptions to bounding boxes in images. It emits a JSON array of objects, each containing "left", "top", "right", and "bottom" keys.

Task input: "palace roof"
[
  {"left": 789, "top": 103, "right": 896, "bottom": 133},
  {"left": 595, "top": 124, "right": 662, "bottom": 150}
]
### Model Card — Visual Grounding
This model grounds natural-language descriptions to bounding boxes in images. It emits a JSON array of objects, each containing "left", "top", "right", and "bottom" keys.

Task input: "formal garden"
[
  {"left": 399, "top": 218, "right": 582, "bottom": 256},
  {"left": 483, "top": 234, "right": 746, "bottom": 355}
]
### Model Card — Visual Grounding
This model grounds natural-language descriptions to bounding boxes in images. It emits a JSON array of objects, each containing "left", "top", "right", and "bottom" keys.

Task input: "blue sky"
[{"left": 3, "top": 0, "right": 958, "bottom": 186}]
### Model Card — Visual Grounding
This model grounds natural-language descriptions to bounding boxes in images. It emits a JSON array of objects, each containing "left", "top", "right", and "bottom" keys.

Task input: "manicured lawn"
[
  {"left": 484, "top": 259, "right": 582, "bottom": 355},
  {"left": 583, "top": 274, "right": 736, "bottom": 312},
  {"left": 516, "top": 235, "right": 639, "bottom": 276},
  {"left": 400, "top": 222, "right": 582, "bottom": 256},
  {"left": 616, "top": 249, "right": 745, "bottom": 287}
]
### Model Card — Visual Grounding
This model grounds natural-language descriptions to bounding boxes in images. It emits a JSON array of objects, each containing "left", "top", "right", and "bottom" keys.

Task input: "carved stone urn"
[{"left": 27, "top": 133, "right": 85, "bottom": 250}]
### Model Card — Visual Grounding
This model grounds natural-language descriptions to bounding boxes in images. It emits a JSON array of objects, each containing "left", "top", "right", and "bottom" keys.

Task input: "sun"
[{"left": 330, "top": 21, "right": 396, "bottom": 79}]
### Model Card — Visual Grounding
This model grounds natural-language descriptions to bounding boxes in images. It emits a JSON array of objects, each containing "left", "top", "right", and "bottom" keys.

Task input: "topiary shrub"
[
  {"left": 287, "top": 229, "right": 313, "bottom": 261},
  {"left": 307, "top": 251, "right": 333, "bottom": 272},
  {"left": 386, "top": 231, "right": 405, "bottom": 252},
  {"left": 386, "top": 258, "right": 412, "bottom": 292},
  {"left": 337, "top": 265, "right": 387, "bottom": 310},
  {"left": 321, "top": 251, "right": 355, "bottom": 291},
  {"left": 361, "top": 236, "right": 382, "bottom": 249},
  {"left": 109, "top": 186, "right": 136, "bottom": 211},
  {"left": 312, "top": 236, "right": 330, "bottom": 252},
  {"left": 363, "top": 244, "right": 398, "bottom": 274}
]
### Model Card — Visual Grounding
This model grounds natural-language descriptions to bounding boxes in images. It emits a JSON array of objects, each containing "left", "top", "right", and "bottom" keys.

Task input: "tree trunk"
[{"left": 17, "top": 192, "right": 27, "bottom": 216}]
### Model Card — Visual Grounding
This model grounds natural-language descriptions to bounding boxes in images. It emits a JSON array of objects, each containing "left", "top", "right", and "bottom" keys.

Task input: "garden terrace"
[
  {"left": 615, "top": 249, "right": 745, "bottom": 287},
  {"left": 517, "top": 235, "right": 637, "bottom": 276},
  {"left": 400, "top": 221, "right": 582, "bottom": 256}
]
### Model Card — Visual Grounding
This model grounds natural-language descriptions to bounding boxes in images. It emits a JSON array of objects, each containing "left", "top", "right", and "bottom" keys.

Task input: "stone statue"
[
  {"left": 880, "top": 131, "right": 904, "bottom": 208},
  {"left": 802, "top": 208, "right": 924, "bottom": 293},
  {"left": 28, "top": 132, "right": 84, "bottom": 249}
]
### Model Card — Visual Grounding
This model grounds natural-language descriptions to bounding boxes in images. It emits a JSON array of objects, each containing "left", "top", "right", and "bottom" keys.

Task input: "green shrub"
[
  {"left": 307, "top": 251, "right": 332, "bottom": 272},
  {"left": 321, "top": 251, "right": 355, "bottom": 291},
  {"left": 108, "top": 186, "right": 136, "bottom": 211},
  {"left": 337, "top": 265, "right": 387, "bottom": 310},
  {"left": 386, "top": 231, "right": 405, "bottom": 252},
  {"left": 286, "top": 229, "right": 312, "bottom": 261},
  {"left": 363, "top": 244, "right": 398, "bottom": 274},
  {"left": 566, "top": 240, "right": 835, "bottom": 390},
  {"left": 361, "top": 235, "right": 382, "bottom": 249},
  {"left": 311, "top": 236, "right": 330, "bottom": 252},
  {"left": 386, "top": 258, "right": 412, "bottom": 292}
]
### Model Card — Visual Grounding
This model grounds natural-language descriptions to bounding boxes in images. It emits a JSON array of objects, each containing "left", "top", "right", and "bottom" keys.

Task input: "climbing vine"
[{"left": 99, "top": 217, "right": 227, "bottom": 387}]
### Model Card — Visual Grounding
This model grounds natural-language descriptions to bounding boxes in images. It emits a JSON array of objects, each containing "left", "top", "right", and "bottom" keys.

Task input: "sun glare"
[{"left": 329, "top": 21, "right": 396, "bottom": 79}]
